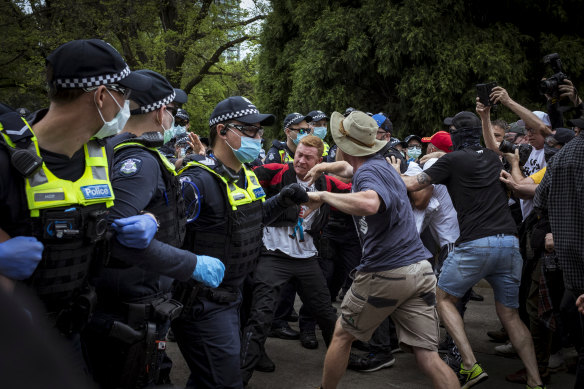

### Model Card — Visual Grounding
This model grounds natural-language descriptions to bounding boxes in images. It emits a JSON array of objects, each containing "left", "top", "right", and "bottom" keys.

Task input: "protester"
[
  {"left": 534, "top": 129, "right": 584, "bottom": 389},
  {"left": 404, "top": 134, "right": 423, "bottom": 162},
  {"left": 240, "top": 135, "right": 351, "bottom": 385},
  {"left": 395, "top": 109, "right": 545, "bottom": 389},
  {"left": 308, "top": 111, "right": 459, "bottom": 389}
]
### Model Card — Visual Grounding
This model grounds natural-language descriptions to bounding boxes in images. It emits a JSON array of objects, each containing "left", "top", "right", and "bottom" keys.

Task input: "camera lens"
[
  {"left": 499, "top": 140, "right": 515, "bottom": 154},
  {"left": 95, "top": 218, "right": 107, "bottom": 238}
]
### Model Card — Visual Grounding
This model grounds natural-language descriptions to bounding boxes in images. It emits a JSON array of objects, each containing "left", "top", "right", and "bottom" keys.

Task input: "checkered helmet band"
[
  {"left": 54, "top": 65, "right": 131, "bottom": 89},
  {"left": 209, "top": 108, "right": 260, "bottom": 126},
  {"left": 140, "top": 92, "right": 176, "bottom": 114},
  {"left": 311, "top": 112, "right": 327, "bottom": 121},
  {"left": 284, "top": 114, "right": 304, "bottom": 129}
]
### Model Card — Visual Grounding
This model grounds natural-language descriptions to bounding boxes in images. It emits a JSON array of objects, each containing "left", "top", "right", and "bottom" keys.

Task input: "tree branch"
[
  {"left": 0, "top": 52, "right": 25, "bottom": 67},
  {"left": 183, "top": 35, "right": 256, "bottom": 94},
  {"left": 222, "top": 14, "right": 266, "bottom": 29}
]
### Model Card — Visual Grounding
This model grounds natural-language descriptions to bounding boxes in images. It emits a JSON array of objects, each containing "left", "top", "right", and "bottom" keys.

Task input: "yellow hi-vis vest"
[
  {"left": 179, "top": 161, "right": 265, "bottom": 210},
  {"left": 0, "top": 121, "right": 114, "bottom": 217},
  {"left": 278, "top": 148, "right": 294, "bottom": 163},
  {"left": 323, "top": 142, "right": 330, "bottom": 157}
]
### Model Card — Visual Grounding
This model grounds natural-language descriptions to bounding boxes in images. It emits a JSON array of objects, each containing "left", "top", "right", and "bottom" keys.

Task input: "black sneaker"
[
  {"left": 300, "top": 330, "right": 319, "bottom": 349},
  {"left": 255, "top": 351, "right": 276, "bottom": 372},
  {"left": 348, "top": 352, "right": 395, "bottom": 372},
  {"left": 268, "top": 324, "right": 300, "bottom": 340}
]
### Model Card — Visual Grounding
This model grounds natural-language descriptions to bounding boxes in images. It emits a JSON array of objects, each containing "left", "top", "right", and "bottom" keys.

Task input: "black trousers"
[
  {"left": 561, "top": 291, "right": 584, "bottom": 389},
  {"left": 240, "top": 253, "right": 338, "bottom": 385}
]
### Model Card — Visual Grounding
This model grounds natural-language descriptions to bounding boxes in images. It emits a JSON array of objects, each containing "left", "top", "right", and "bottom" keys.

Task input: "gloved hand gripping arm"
[
  {"left": 262, "top": 183, "right": 309, "bottom": 225},
  {"left": 111, "top": 213, "right": 158, "bottom": 249}
]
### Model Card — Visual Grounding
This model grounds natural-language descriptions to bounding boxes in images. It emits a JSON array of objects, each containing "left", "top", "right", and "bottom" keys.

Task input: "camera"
[
  {"left": 499, "top": 141, "right": 531, "bottom": 167},
  {"left": 499, "top": 140, "right": 515, "bottom": 154},
  {"left": 538, "top": 53, "right": 568, "bottom": 98},
  {"left": 476, "top": 82, "right": 497, "bottom": 106},
  {"left": 86, "top": 209, "right": 109, "bottom": 243}
]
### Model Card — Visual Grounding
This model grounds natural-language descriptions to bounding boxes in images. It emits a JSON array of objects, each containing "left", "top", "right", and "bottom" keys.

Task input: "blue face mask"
[
  {"left": 313, "top": 126, "right": 327, "bottom": 140},
  {"left": 173, "top": 125, "right": 186, "bottom": 136},
  {"left": 227, "top": 129, "right": 262, "bottom": 163},
  {"left": 293, "top": 132, "right": 309, "bottom": 145},
  {"left": 407, "top": 146, "right": 422, "bottom": 159}
]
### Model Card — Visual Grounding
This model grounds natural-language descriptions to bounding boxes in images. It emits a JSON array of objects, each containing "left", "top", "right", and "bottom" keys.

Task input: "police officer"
[
  {"left": 308, "top": 110, "right": 331, "bottom": 158},
  {"left": 173, "top": 88, "right": 188, "bottom": 109},
  {"left": 0, "top": 39, "right": 155, "bottom": 371},
  {"left": 83, "top": 69, "right": 225, "bottom": 388},
  {"left": 265, "top": 112, "right": 313, "bottom": 163},
  {"left": 172, "top": 96, "right": 308, "bottom": 388}
]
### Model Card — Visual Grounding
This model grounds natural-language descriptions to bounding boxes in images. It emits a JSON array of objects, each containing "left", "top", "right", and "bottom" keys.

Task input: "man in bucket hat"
[{"left": 306, "top": 111, "right": 459, "bottom": 389}]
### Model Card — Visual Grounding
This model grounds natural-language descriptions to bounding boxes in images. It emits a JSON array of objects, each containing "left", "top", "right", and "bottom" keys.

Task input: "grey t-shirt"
[{"left": 352, "top": 155, "right": 431, "bottom": 272}]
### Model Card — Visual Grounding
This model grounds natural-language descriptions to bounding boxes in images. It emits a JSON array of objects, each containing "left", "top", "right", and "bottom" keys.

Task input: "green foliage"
[
  {"left": 0, "top": 0, "right": 266, "bottom": 134},
  {"left": 257, "top": 0, "right": 584, "bottom": 139}
]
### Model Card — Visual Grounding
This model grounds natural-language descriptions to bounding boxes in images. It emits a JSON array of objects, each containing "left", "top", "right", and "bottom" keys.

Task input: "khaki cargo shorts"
[{"left": 340, "top": 260, "right": 439, "bottom": 353}]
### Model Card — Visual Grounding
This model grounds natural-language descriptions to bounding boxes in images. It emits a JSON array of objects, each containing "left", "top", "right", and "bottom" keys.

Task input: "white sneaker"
[
  {"left": 548, "top": 351, "right": 565, "bottom": 371},
  {"left": 494, "top": 342, "right": 517, "bottom": 356}
]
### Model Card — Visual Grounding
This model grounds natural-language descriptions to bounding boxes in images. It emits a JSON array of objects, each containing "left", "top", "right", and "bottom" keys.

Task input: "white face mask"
[{"left": 93, "top": 89, "right": 130, "bottom": 139}]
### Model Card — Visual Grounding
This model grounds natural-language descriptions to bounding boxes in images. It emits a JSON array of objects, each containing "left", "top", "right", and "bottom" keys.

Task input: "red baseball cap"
[{"left": 421, "top": 131, "right": 452, "bottom": 153}]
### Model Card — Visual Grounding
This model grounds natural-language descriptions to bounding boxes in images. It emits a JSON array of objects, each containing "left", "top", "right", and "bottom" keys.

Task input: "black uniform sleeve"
[
  {"left": 110, "top": 238, "right": 197, "bottom": 281},
  {"left": 265, "top": 146, "right": 281, "bottom": 163},
  {"left": 109, "top": 149, "right": 163, "bottom": 220}
]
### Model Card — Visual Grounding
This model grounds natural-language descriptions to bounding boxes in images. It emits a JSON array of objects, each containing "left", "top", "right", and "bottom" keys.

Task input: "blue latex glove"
[
  {"left": 111, "top": 214, "right": 158, "bottom": 249},
  {"left": 192, "top": 255, "right": 225, "bottom": 288},
  {"left": 0, "top": 236, "right": 44, "bottom": 280}
]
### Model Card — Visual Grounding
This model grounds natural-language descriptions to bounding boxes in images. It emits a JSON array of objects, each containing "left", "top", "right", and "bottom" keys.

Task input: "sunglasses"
[
  {"left": 175, "top": 118, "right": 189, "bottom": 126},
  {"left": 289, "top": 127, "right": 311, "bottom": 135},
  {"left": 227, "top": 123, "right": 264, "bottom": 138},
  {"left": 84, "top": 84, "right": 131, "bottom": 100},
  {"left": 165, "top": 105, "right": 178, "bottom": 117}
]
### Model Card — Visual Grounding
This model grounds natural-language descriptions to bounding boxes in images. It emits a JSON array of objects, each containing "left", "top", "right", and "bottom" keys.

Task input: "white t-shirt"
[
  {"left": 404, "top": 162, "right": 434, "bottom": 233},
  {"left": 422, "top": 158, "right": 460, "bottom": 246},
  {"left": 262, "top": 177, "right": 320, "bottom": 258},
  {"left": 520, "top": 147, "right": 546, "bottom": 220}
]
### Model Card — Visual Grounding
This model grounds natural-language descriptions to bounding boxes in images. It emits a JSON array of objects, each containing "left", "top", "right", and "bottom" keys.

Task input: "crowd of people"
[{"left": 1, "top": 38, "right": 583, "bottom": 389}]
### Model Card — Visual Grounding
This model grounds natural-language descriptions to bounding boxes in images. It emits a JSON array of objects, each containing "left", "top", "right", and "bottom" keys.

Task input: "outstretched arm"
[
  {"left": 491, "top": 86, "right": 551, "bottom": 137},
  {"left": 304, "top": 161, "right": 353, "bottom": 185},
  {"left": 476, "top": 99, "right": 500, "bottom": 154},
  {"left": 306, "top": 190, "right": 380, "bottom": 217}
]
